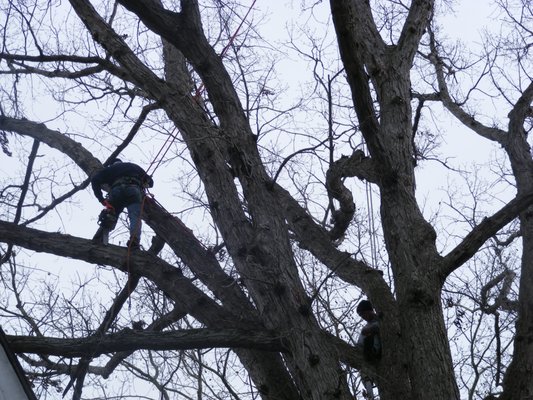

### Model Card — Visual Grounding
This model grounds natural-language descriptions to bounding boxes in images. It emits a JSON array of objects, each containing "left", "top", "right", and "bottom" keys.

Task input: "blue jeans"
[{"left": 109, "top": 184, "right": 143, "bottom": 240}]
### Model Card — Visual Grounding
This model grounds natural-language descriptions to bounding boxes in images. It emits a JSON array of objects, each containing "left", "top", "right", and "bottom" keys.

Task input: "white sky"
[{"left": 0, "top": 1, "right": 519, "bottom": 398}]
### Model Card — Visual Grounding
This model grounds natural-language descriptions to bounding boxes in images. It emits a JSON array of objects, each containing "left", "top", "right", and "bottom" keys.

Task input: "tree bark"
[{"left": 7, "top": 329, "right": 287, "bottom": 356}]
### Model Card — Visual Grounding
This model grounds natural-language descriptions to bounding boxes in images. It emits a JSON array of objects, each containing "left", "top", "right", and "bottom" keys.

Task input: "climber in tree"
[
  {"left": 356, "top": 299, "right": 381, "bottom": 399},
  {"left": 91, "top": 159, "right": 153, "bottom": 249}
]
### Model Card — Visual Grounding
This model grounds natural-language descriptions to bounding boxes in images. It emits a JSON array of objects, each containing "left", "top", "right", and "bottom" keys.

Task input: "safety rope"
[
  {"left": 124, "top": 0, "right": 259, "bottom": 274},
  {"left": 194, "top": 0, "right": 258, "bottom": 98},
  {"left": 363, "top": 144, "right": 378, "bottom": 268},
  {"left": 365, "top": 180, "right": 378, "bottom": 268},
  {"left": 145, "top": 130, "right": 179, "bottom": 177}
]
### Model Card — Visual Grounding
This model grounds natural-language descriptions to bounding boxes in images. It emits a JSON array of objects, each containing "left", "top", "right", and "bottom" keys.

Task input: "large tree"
[{"left": 0, "top": 0, "right": 532, "bottom": 399}]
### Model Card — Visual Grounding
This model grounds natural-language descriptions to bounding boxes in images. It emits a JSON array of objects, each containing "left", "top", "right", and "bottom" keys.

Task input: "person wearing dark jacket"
[
  {"left": 356, "top": 300, "right": 381, "bottom": 399},
  {"left": 91, "top": 159, "right": 153, "bottom": 249}
]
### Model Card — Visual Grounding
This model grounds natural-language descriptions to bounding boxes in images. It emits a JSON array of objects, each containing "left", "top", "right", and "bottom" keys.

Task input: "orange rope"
[
  {"left": 147, "top": 1, "right": 258, "bottom": 175},
  {"left": 194, "top": 0, "right": 257, "bottom": 99},
  {"left": 221, "top": 0, "right": 257, "bottom": 59},
  {"left": 130, "top": 0, "right": 259, "bottom": 268},
  {"left": 145, "top": 130, "right": 179, "bottom": 176}
]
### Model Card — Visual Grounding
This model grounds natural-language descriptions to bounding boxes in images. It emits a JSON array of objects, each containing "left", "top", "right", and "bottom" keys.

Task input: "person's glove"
[{"left": 102, "top": 199, "right": 114, "bottom": 210}]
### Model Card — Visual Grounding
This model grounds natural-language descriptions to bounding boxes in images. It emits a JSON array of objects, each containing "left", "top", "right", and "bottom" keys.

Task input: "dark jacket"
[{"left": 91, "top": 162, "right": 153, "bottom": 202}]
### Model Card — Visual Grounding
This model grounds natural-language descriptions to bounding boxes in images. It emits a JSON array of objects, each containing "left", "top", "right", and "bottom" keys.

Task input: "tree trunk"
[{"left": 496, "top": 85, "right": 533, "bottom": 400}]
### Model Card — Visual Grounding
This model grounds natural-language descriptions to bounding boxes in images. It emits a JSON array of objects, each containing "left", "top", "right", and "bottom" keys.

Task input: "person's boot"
[{"left": 127, "top": 236, "right": 140, "bottom": 250}]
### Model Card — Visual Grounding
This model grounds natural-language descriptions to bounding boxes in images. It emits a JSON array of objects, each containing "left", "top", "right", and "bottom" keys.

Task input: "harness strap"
[{"left": 112, "top": 176, "right": 142, "bottom": 188}]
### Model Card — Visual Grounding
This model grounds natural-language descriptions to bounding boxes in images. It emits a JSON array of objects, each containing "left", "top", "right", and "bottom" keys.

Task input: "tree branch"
[
  {"left": 427, "top": 27, "right": 507, "bottom": 143},
  {"left": 480, "top": 269, "right": 517, "bottom": 314},
  {"left": 326, "top": 149, "right": 378, "bottom": 240},
  {"left": 107, "top": 102, "right": 161, "bottom": 164},
  {"left": 440, "top": 190, "right": 533, "bottom": 278},
  {"left": 0, "top": 221, "right": 250, "bottom": 328},
  {"left": 143, "top": 198, "right": 254, "bottom": 314},
  {"left": 273, "top": 183, "right": 394, "bottom": 308},
  {"left": 329, "top": 0, "right": 381, "bottom": 147},
  {"left": 62, "top": 274, "right": 142, "bottom": 398},
  {"left": 508, "top": 80, "right": 533, "bottom": 145},
  {"left": 10, "top": 329, "right": 370, "bottom": 373},
  {"left": 100, "top": 306, "right": 187, "bottom": 379},
  {"left": 0, "top": 139, "right": 39, "bottom": 264},
  {"left": 396, "top": 0, "right": 434, "bottom": 66},
  {"left": 0, "top": 116, "right": 101, "bottom": 175},
  {"left": 7, "top": 329, "right": 288, "bottom": 357}
]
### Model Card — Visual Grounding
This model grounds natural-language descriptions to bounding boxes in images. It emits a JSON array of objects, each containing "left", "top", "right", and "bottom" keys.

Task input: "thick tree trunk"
[
  {"left": 6, "top": 0, "right": 533, "bottom": 399},
  {"left": 329, "top": 0, "right": 462, "bottom": 397},
  {"left": 379, "top": 181, "right": 460, "bottom": 400},
  {"left": 496, "top": 85, "right": 533, "bottom": 400},
  {"left": 499, "top": 236, "right": 533, "bottom": 399}
]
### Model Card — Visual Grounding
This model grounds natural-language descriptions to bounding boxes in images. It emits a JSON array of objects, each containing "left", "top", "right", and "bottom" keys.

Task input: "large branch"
[
  {"left": 507, "top": 80, "right": 533, "bottom": 164},
  {"left": 0, "top": 221, "right": 249, "bottom": 328},
  {"left": 329, "top": 0, "right": 381, "bottom": 151},
  {"left": 326, "top": 149, "right": 378, "bottom": 240},
  {"left": 99, "top": 307, "right": 186, "bottom": 378},
  {"left": 7, "top": 329, "right": 287, "bottom": 357},
  {"left": 508, "top": 81, "right": 533, "bottom": 124},
  {"left": 9, "top": 329, "right": 369, "bottom": 372},
  {"left": 427, "top": 28, "right": 506, "bottom": 143},
  {"left": 143, "top": 199, "right": 254, "bottom": 314},
  {"left": 329, "top": 0, "right": 387, "bottom": 72},
  {"left": 116, "top": 0, "right": 247, "bottom": 126},
  {"left": 0, "top": 116, "right": 101, "bottom": 175},
  {"left": 395, "top": 0, "right": 434, "bottom": 66},
  {"left": 273, "top": 183, "right": 395, "bottom": 308},
  {"left": 440, "top": 190, "right": 533, "bottom": 278}
]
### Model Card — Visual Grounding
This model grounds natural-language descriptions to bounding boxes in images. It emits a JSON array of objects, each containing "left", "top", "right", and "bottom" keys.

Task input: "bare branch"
[
  {"left": 480, "top": 269, "right": 517, "bottom": 314},
  {"left": 0, "top": 116, "right": 101, "bottom": 175},
  {"left": 440, "top": 190, "right": 533, "bottom": 278},
  {"left": 427, "top": 27, "right": 507, "bottom": 143},
  {"left": 0, "top": 139, "right": 39, "bottom": 264},
  {"left": 326, "top": 149, "right": 378, "bottom": 240},
  {"left": 7, "top": 328, "right": 288, "bottom": 357}
]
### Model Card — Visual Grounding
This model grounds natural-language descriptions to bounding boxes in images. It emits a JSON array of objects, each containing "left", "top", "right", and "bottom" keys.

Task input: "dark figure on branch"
[
  {"left": 356, "top": 299, "right": 381, "bottom": 400},
  {"left": 91, "top": 159, "right": 153, "bottom": 249}
]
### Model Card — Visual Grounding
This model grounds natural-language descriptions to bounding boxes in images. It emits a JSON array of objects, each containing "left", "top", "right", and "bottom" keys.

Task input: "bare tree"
[{"left": 1, "top": 0, "right": 532, "bottom": 399}]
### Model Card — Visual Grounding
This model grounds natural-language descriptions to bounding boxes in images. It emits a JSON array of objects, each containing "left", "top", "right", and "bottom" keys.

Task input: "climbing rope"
[
  {"left": 194, "top": 0, "right": 258, "bottom": 98},
  {"left": 145, "top": 129, "right": 179, "bottom": 177},
  {"left": 125, "top": 0, "right": 259, "bottom": 259},
  {"left": 363, "top": 144, "right": 378, "bottom": 269}
]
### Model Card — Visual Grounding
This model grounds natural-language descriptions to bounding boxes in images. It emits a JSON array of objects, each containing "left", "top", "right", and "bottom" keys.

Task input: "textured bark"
[
  {"left": 330, "top": 1, "right": 461, "bottom": 399},
  {"left": 494, "top": 83, "right": 533, "bottom": 400},
  {"left": 7, "top": 329, "right": 287, "bottom": 356},
  {"left": 2, "top": 0, "right": 532, "bottom": 399},
  {"left": 0, "top": 116, "right": 102, "bottom": 174}
]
